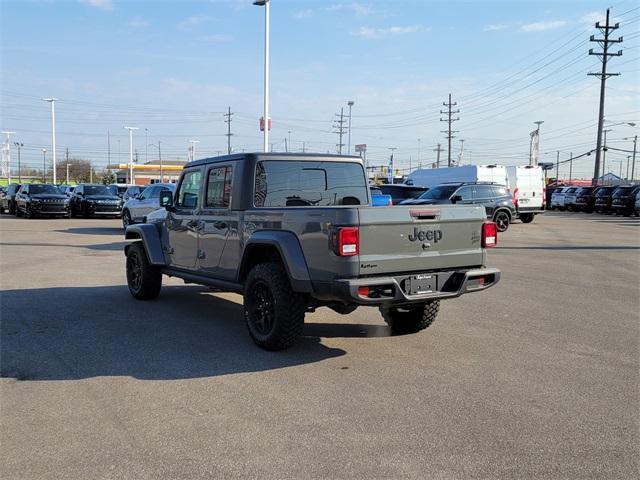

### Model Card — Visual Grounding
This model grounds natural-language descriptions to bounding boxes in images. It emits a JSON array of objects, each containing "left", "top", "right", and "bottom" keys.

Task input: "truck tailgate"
[{"left": 357, "top": 205, "right": 486, "bottom": 276}]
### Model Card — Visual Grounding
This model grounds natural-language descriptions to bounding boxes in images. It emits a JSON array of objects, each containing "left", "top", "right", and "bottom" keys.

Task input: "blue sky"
[{"left": 1, "top": 0, "right": 639, "bottom": 178}]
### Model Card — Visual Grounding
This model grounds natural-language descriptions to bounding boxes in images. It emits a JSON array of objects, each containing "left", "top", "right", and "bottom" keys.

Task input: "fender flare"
[
  {"left": 242, "top": 231, "right": 313, "bottom": 293},
  {"left": 124, "top": 224, "right": 167, "bottom": 266}
]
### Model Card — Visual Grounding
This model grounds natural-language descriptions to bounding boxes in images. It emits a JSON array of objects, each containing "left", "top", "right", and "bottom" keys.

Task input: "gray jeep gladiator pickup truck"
[{"left": 124, "top": 153, "right": 500, "bottom": 350}]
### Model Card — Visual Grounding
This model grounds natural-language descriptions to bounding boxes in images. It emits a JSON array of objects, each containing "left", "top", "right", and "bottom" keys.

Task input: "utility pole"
[
  {"left": 2, "top": 131, "right": 15, "bottom": 183},
  {"left": 333, "top": 107, "right": 347, "bottom": 154},
  {"left": 433, "top": 143, "right": 444, "bottom": 168},
  {"left": 388, "top": 147, "right": 397, "bottom": 184},
  {"left": 529, "top": 121, "right": 544, "bottom": 166},
  {"left": 602, "top": 129, "right": 612, "bottom": 184},
  {"left": 287, "top": 130, "right": 291, "bottom": 152},
  {"left": 417, "top": 138, "right": 421, "bottom": 166},
  {"left": 459, "top": 139, "right": 465, "bottom": 166},
  {"left": 440, "top": 93, "right": 460, "bottom": 167},
  {"left": 189, "top": 140, "right": 200, "bottom": 161},
  {"left": 159, "top": 141, "right": 163, "bottom": 182},
  {"left": 569, "top": 152, "right": 573, "bottom": 184},
  {"left": 224, "top": 106, "right": 233, "bottom": 154},
  {"left": 145, "top": 128, "right": 149, "bottom": 163},
  {"left": 13, "top": 142, "right": 23, "bottom": 182},
  {"left": 589, "top": 8, "right": 623, "bottom": 186},
  {"left": 556, "top": 151, "right": 560, "bottom": 184},
  {"left": 107, "top": 130, "right": 111, "bottom": 165},
  {"left": 42, "top": 98, "right": 57, "bottom": 184},
  {"left": 627, "top": 135, "right": 637, "bottom": 181},
  {"left": 626, "top": 156, "right": 631, "bottom": 180},
  {"left": 65, "top": 147, "right": 70, "bottom": 184},
  {"left": 347, "top": 100, "right": 354, "bottom": 154}
]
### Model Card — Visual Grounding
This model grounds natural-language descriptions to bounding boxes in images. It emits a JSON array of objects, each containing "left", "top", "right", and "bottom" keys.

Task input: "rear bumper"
[
  {"left": 328, "top": 267, "right": 501, "bottom": 306},
  {"left": 517, "top": 206, "right": 543, "bottom": 214}
]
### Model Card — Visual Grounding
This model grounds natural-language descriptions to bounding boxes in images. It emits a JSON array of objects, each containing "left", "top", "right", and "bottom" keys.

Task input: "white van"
[
  {"left": 406, "top": 165, "right": 508, "bottom": 188},
  {"left": 505, "top": 166, "right": 545, "bottom": 223}
]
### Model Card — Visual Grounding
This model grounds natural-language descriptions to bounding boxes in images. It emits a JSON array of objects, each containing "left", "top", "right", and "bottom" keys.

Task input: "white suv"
[{"left": 550, "top": 187, "right": 567, "bottom": 210}]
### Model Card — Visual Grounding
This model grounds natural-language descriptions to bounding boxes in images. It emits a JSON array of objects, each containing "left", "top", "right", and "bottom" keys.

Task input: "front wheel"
[
  {"left": 493, "top": 211, "right": 510, "bottom": 232},
  {"left": 380, "top": 301, "right": 440, "bottom": 335},
  {"left": 122, "top": 209, "right": 132, "bottom": 229},
  {"left": 244, "top": 262, "right": 306, "bottom": 350},
  {"left": 126, "top": 242, "right": 162, "bottom": 300},
  {"left": 519, "top": 213, "right": 535, "bottom": 224}
]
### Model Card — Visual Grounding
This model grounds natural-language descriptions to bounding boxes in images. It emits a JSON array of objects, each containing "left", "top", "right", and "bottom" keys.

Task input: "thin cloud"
[
  {"left": 80, "top": 0, "right": 113, "bottom": 10},
  {"left": 580, "top": 11, "right": 620, "bottom": 25},
  {"left": 354, "top": 25, "right": 423, "bottom": 39},
  {"left": 327, "top": 3, "right": 372, "bottom": 16},
  {"left": 128, "top": 18, "right": 149, "bottom": 28},
  {"left": 521, "top": 20, "right": 567, "bottom": 32},
  {"left": 179, "top": 15, "right": 218, "bottom": 29},
  {"left": 199, "top": 34, "right": 233, "bottom": 43},
  {"left": 483, "top": 24, "right": 507, "bottom": 32},
  {"left": 293, "top": 9, "right": 313, "bottom": 19}
]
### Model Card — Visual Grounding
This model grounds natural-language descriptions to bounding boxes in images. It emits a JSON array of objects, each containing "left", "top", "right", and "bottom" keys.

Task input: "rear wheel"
[
  {"left": 493, "top": 210, "right": 510, "bottom": 232},
  {"left": 126, "top": 242, "right": 162, "bottom": 300},
  {"left": 380, "top": 301, "right": 440, "bottom": 335},
  {"left": 519, "top": 213, "right": 534, "bottom": 223},
  {"left": 244, "top": 262, "right": 306, "bottom": 350}
]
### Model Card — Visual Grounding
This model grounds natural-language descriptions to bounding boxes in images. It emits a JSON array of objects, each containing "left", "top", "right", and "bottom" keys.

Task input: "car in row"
[{"left": 549, "top": 184, "right": 640, "bottom": 216}]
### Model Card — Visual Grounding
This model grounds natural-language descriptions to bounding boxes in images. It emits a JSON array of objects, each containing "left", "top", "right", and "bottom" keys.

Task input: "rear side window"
[
  {"left": 254, "top": 160, "right": 368, "bottom": 207},
  {"left": 474, "top": 185, "right": 494, "bottom": 199},
  {"left": 206, "top": 166, "right": 233, "bottom": 208},
  {"left": 492, "top": 186, "right": 508, "bottom": 196},
  {"left": 176, "top": 170, "right": 202, "bottom": 208}
]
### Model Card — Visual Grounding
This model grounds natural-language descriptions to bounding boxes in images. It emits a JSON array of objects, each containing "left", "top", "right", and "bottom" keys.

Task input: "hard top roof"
[{"left": 187, "top": 152, "right": 363, "bottom": 168}]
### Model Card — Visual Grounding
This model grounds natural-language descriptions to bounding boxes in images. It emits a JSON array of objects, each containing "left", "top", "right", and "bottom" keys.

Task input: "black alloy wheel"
[
  {"left": 127, "top": 249, "right": 143, "bottom": 292},
  {"left": 249, "top": 281, "right": 276, "bottom": 336},
  {"left": 494, "top": 211, "right": 510, "bottom": 232},
  {"left": 122, "top": 210, "right": 132, "bottom": 229}
]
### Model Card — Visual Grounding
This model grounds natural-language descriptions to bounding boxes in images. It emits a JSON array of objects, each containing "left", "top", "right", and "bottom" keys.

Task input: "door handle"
[{"left": 213, "top": 221, "right": 228, "bottom": 229}]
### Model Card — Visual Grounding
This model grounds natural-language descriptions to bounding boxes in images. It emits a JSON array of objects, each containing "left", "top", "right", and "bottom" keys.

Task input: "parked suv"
[
  {"left": 400, "top": 182, "right": 516, "bottom": 232},
  {"left": 574, "top": 186, "right": 598, "bottom": 212},
  {"left": 561, "top": 187, "right": 580, "bottom": 211},
  {"left": 122, "top": 183, "right": 176, "bottom": 227},
  {"left": 0, "top": 183, "right": 21, "bottom": 215},
  {"left": 377, "top": 184, "right": 428, "bottom": 205},
  {"left": 594, "top": 186, "right": 617, "bottom": 214},
  {"left": 550, "top": 187, "right": 567, "bottom": 210},
  {"left": 15, "top": 183, "right": 70, "bottom": 218},
  {"left": 124, "top": 153, "right": 500, "bottom": 350},
  {"left": 70, "top": 184, "right": 122, "bottom": 218},
  {"left": 611, "top": 185, "right": 640, "bottom": 216}
]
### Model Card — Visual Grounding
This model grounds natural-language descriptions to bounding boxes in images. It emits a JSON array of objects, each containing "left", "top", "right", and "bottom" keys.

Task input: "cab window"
[
  {"left": 206, "top": 166, "right": 233, "bottom": 208},
  {"left": 176, "top": 170, "right": 202, "bottom": 208}
]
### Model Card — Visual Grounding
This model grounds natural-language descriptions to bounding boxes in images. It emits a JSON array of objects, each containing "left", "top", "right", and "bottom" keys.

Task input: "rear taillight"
[
  {"left": 482, "top": 222, "right": 498, "bottom": 248},
  {"left": 331, "top": 227, "right": 359, "bottom": 256},
  {"left": 512, "top": 187, "right": 519, "bottom": 206}
]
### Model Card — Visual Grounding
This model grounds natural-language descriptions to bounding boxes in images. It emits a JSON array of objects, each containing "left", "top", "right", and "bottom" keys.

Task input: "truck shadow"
[
  {"left": 56, "top": 227, "right": 124, "bottom": 236},
  {"left": 0, "top": 285, "right": 346, "bottom": 381},
  {"left": 0, "top": 241, "right": 126, "bottom": 252}
]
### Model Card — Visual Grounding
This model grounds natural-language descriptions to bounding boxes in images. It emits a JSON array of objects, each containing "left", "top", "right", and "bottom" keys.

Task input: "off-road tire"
[
  {"left": 244, "top": 262, "right": 306, "bottom": 350},
  {"left": 519, "top": 213, "right": 534, "bottom": 223},
  {"left": 126, "top": 241, "right": 162, "bottom": 300},
  {"left": 122, "top": 209, "right": 132, "bottom": 229},
  {"left": 26, "top": 204, "right": 35, "bottom": 219},
  {"left": 380, "top": 300, "right": 440, "bottom": 335},
  {"left": 15, "top": 205, "right": 22, "bottom": 217}
]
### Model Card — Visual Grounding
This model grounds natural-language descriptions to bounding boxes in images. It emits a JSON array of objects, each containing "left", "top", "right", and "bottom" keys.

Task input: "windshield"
[
  {"left": 85, "top": 185, "right": 112, "bottom": 196},
  {"left": 30, "top": 184, "right": 61, "bottom": 195},
  {"left": 596, "top": 188, "right": 612, "bottom": 197},
  {"left": 612, "top": 187, "right": 632, "bottom": 197},
  {"left": 418, "top": 185, "right": 459, "bottom": 200}
]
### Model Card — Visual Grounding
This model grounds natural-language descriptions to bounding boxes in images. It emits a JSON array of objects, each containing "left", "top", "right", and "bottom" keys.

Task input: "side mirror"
[
  {"left": 159, "top": 190, "right": 173, "bottom": 209},
  {"left": 451, "top": 195, "right": 462, "bottom": 203}
]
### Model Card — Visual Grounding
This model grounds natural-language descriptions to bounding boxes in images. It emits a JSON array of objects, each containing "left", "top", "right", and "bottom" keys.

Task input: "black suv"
[
  {"left": 15, "top": 184, "right": 70, "bottom": 218},
  {"left": 0, "top": 183, "right": 21, "bottom": 215},
  {"left": 611, "top": 185, "right": 640, "bottom": 216},
  {"left": 400, "top": 182, "right": 516, "bottom": 232},
  {"left": 594, "top": 186, "right": 617, "bottom": 214},
  {"left": 377, "top": 184, "right": 428, "bottom": 205},
  {"left": 70, "top": 184, "right": 122, "bottom": 218},
  {"left": 574, "top": 186, "right": 598, "bottom": 212}
]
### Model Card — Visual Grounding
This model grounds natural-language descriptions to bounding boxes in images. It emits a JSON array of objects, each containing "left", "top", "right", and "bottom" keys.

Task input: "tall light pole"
[
  {"left": 347, "top": 100, "right": 354, "bottom": 154},
  {"left": 417, "top": 138, "right": 421, "bottom": 167},
  {"left": 529, "top": 120, "right": 544, "bottom": 166},
  {"left": 388, "top": 147, "right": 397, "bottom": 184},
  {"left": 1, "top": 131, "right": 15, "bottom": 183},
  {"left": 42, "top": 98, "right": 58, "bottom": 184},
  {"left": 254, "top": 0, "right": 270, "bottom": 152},
  {"left": 149, "top": 142, "right": 163, "bottom": 182},
  {"left": 459, "top": 139, "right": 465, "bottom": 166},
  {"left": 623, "top": 135, "right": 637, "bottom": 180},
  {"left": 124, "top": 126, "right": 138, "bottom": 184},
  {"left": 189, "top": 139, "right": 200, "bottom": 161},
  {"left": 42, "top": 149, "right": 47, "bottom": 183},
  {"left": 145, "top": 128, "right": 149, "bottom": 163},
  {"left": 602, "top": 129, "right": 612, "bottom": 184}
]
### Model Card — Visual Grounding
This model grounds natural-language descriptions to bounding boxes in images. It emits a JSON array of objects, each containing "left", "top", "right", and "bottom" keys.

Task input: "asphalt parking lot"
[{"left": 1, "top": 212, "right": 638, "bottom": 479}]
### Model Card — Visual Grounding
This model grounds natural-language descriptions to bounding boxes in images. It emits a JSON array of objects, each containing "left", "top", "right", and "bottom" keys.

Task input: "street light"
[
  {"left": 529, "top": 120, "right": 544, "bottom": 166},
  {"left": 13, "top": 142, "right": 23, "bottom": 182},
  {"left": 124, "top": 126, "right": 139, "bottom": 184},
  {"left": 42, "top": 98, "right": 58, "bottom": 184},
  {"left": 1, "top": 131, "right": 15, "bottom": 183},
  {"left": 149, "top": 142, "right": 163, "bottom": 182},
  {"left": 254, "top": 0, "right": 270, "bottom": 152},
  {"left": 622, "top": 135, "right": 637, "bottom": 181}
]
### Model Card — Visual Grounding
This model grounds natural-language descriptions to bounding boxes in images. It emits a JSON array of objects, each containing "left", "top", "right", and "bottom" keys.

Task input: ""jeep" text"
[{"left": 408, "top": 228, "right": 443, "bottom": 243}]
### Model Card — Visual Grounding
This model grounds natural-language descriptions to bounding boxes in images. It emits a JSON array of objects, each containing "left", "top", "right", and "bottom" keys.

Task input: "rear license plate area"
[{"left": 406, "top": 274, "right": 437, "bottom": 295}]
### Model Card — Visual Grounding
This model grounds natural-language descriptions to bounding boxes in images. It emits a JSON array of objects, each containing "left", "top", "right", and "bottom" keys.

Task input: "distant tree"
[
  {"left": 100, "top": 170, "right": 116, "bottom": 185},
  {"left": 54, "top": 157, "right": 92, "bottom": 183}
]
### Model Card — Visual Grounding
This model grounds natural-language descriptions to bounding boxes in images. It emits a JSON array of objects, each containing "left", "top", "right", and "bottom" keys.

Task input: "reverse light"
[{"left": 482, "top": 222, "right": 498, "bottom": 248}]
